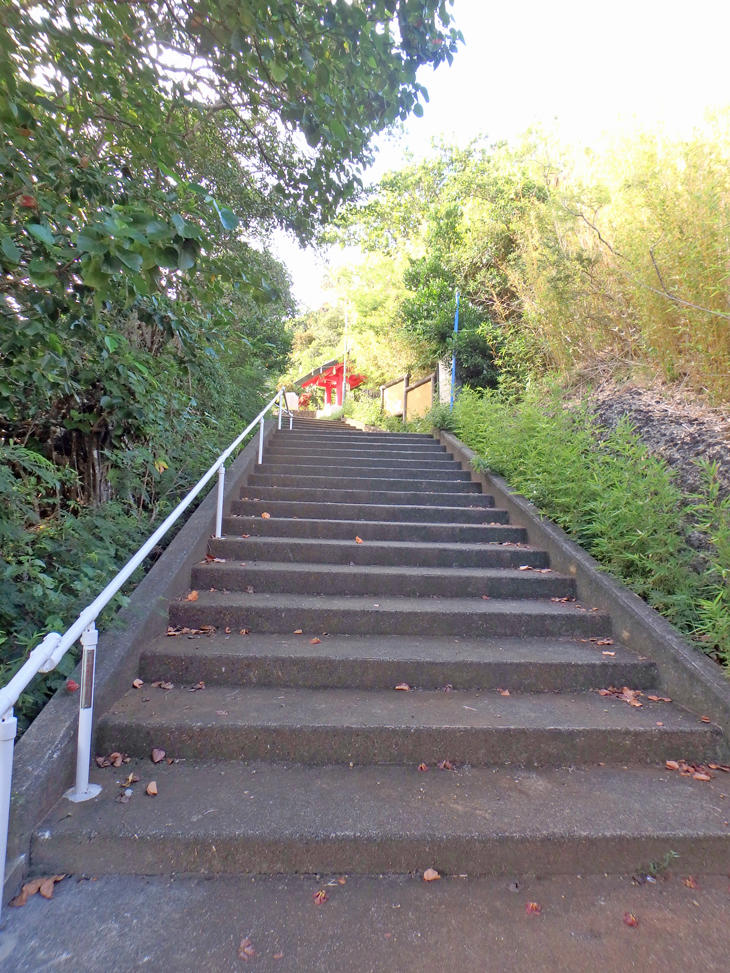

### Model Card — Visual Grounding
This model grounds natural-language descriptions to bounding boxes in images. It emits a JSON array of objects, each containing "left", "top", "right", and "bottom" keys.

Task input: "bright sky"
[{"left": 275, "top": 0, "right": 730, "bottom": 310}]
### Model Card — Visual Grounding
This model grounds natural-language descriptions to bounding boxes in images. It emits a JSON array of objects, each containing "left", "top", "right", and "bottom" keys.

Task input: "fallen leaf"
[
  {"left": 238, "top": 936, "right": 256, "bottom": 961},
  {"left": 293, "top": 629, "right": 303, "bottom": 634},
  {"left": 518, "top": 565, "right": 532, "bottom": 571},
  {"left": 310, "top": 637, "right": 321, "bottom": 645},
  {"left": 239, "top": 628, "right": 250, "bottom": 636},
  {"left": 66, "top": 679, "right": 80, "bottom": 692},
  {"left": 481, "top": 594, "right": 490, "bottom": 600},
  {"left": 313, "top": 889, "right": 328, "bottom": 904},
  {"left": 241, "top": 533, "right": 250, "bottom": 538},
  {"left": 132, "top": 678, "right": 144, "bottom": 689},
  {"left": 700, "top": 716, "right": 712, "bottom": 723},
  {"left": 665, "top": 760, "right": 680, "bottom": 770},
  {"left": 656, "top": 721, "right": 664, "bottom": 727},
  {"left": 418, "top": 762, "right": 429, "bottom": 772},
  {"left": 186, "top": 590, "right": 199, "bottom": 601},
  {"left": 146, "top": 781, "right": 158, "bottom": 796},
  {"left": 623, "top": 912, "right": 639, "bottom": 927},
  {"left": 525, "top": 901, "right": 542, "bottom": 915},
  {"left": 151, "top": 748, "right": 166, "bottom": 764},
  {"left": 394, "top": 682, "right": 411, "bottom": 691},
  {"left": 272, "top": 952, "right": 284, "bottom": 960},
  {"left": 225, "top": 627, "right": 231, "bottom": 634},
  {"left": 216, "top": 710, "right": 229, "bottom": 716},
  {"left": 10, "top": 875, "right": 66, "bottom": 907},
  {"left": 499, "top": 689, "right": 510, "bottom": 697},
  {"left": 602, "top": 651, "right": 616, "bottom": 656},
  {"left": 124, "top": 773, "right": 140, "bottom": 786},
  {"left": 355, "top": 536, "right": 364, "bottom": 544},
  {"left": 152, "top": 680, "right": 174, "bottom": 690},
  {"left": 261, "top": 512, "right": 271, "bottom": 519},
  {"left": 189, "top": 681, "right": 206, "bottom": 692},
  {"left": 646, "top": 695, "right": 672, "bottom": 703},
  {"left": 594, "top": 638, "right": 614, "bottom": 646},
  {"left": 423, "top": 868, "right": 440, "bottom": 882},
  {"left": 693, "top": 772, "right": 713, "bottom": 781},
  {"left": 437, "top": 759, "right": 455, "bottom": 771},
  {"left": 683, "top": 876, "right": 698, "bottom": 889},
  {"left": 337, "top": 877, "right": 347, "bottom": 885}
]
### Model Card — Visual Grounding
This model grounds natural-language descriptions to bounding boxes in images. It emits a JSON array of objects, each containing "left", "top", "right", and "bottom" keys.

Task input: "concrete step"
[
  {"left": 222, "top": 514, "right": 528, "bottom": 544},
  {"left": 190, "top": 561, "right": 576, "bottom": 600},
  {"left": 271, "top": 431, "right": 436, "bottom": 444},
  {"left": 265, "top": 446, "right": 449, "bottom": 462},
  {"left": 238, "top": 485, "right": 495, "bottom": 508},
  {"left": 229, "top": 499, "right": 509, "bottom": 524},
  {"left": 257, "top": 462, "right": 471, "bottom": 480},
  {"left": 95, "top": 685, "right": 722, "bottom": 766},
  {"left": 208, "top": 536, "right": 548, "bottom": 569},
  {"left": 247, "top": 472, "right": 480, "bottom": 493},
  {"left": 140, "top": 633, "right": 658, "bottom": 692},
  {"left": 32, "top": 762, "right": 730, "bottom": 877},
  {"left": 169, "top": 592, "right": 611, "bottom": 638},
  {"left": 262, "top": 453, "right": 461, "bottom": 470}
]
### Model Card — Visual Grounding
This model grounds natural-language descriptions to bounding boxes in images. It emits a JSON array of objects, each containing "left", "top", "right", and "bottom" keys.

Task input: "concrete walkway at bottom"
[{"left": 2, "top": 871, "right": 729, "bottom": 972}]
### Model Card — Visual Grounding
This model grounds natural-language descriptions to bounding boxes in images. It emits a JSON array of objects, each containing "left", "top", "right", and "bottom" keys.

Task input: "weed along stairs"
[{"left": 33, "top": 418, "right": 730, "bottom": 879}]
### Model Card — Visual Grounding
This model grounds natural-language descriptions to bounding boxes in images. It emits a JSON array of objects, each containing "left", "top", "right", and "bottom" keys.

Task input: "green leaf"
[
  {"left": 27, "top": 223, "right": 56, "bottom": 247},
  {"left": 117, "top": 250, "right": 143, "bottom": 272},
  {"left": 412, "top": 102, "right": 424, "bottom": 118},
  {"left": 1, "top": 236, "right": 21, "bottom": 263},
  {"left": 215, "top": 204, "right": 239, "bottom": 232},
  {"left": 76, "top": 234, "right": 106, "bottom": 255},
  {"left": 28, "top": 258, "right": 56, "bottom": 287},
  {"left": 269, "top": 62, "right": 288, "bottom": 84}
]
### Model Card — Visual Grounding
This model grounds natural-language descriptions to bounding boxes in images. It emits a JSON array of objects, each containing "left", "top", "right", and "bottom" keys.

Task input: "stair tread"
[
  {"left": 101, "top": 684, "right": 711, "bottom": 735},
  {"left": 34, "top": 761, "right": 730, "bottom": 849},
  {"left": 211, "top": 536, "right": 541, "bottom": 554},
  {"left": 223, "top": 514, "right": 522, "bottom": 533},
  {"left": 144, "top": 632, "right": 646, "bottom": 667},
  {"left": 173, "top": 590, "right": 605, "bottom": 616},
  {"left": 192, "top": 561, "right": 572, "bottom": 582}
]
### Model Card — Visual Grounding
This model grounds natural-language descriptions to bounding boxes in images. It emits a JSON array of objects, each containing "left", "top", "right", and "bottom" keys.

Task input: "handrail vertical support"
[
  {"left": 258, "top": 415, "right": 264, "bottom": 464},
  {"left": 0, "top": 709, "right": 17, "bottom": 921},
  {"left": 289, "top": 414, "right": 293, "bottom": 430},
  {"left": 65, "top": 624, "right": 102, "bottom": 804},
  {"left": 214, "top": 464, "right": 225, "bottom": 538},
  {"left": 277, "top": 389, "right": 283, "bottom": 430}
]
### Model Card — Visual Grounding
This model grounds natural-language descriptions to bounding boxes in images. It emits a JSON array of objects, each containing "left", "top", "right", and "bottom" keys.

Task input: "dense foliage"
[
  {"left": 333, "top": 122, "right": 730, "bottom": 400},
  {"left": 1, "top": 0, "right": 460, "bottom": 727}
]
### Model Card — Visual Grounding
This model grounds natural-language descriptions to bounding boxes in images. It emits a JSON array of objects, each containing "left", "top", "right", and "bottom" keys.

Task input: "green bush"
[{"left": 451, "top": 386, "right": 730, "bottom": 667}]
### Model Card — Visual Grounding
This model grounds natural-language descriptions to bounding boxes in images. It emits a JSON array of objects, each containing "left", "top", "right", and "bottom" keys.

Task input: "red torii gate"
[{"left": 298, "top": 360, "right": 366, "bottom": 407}]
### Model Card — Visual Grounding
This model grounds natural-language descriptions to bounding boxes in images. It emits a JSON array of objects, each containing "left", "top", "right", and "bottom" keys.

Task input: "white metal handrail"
[{"left": 0, "top": 386, "right": 291, "bottom": 903}]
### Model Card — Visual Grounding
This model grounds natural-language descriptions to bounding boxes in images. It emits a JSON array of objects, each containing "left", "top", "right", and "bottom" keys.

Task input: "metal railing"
[{"left": 0, "top": 387, "right": 292, "bottom": 904}]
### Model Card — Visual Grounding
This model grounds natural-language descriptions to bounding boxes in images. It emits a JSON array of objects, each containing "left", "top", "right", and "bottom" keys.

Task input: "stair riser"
[
  {"left": 33, "top": 833, "right": 730, "bottom": 879},
  {"left": 239, "top": 488, "right": 494, "bottom": 508},
  {"left": 247, "top": 474, "right": 480, "bottom": 493},
  {"left": 169, "top": 603, "right": 610, "bottom": 638},
  {"left": 208, "top": 538, "right": 548, "bottom": 568},
  {"left": 139, "top": 651, "right": 658, "bottom": 693},
  {"left": 96, "top": 720, "right": 721, "bottom": 768},
  {"left": 222, "top": 517, "right": 528, "bottom": 543},
  {"left": 190, "top": 565, "right": 576, "bottom": 600},
  {"left": 229, "top": 501, "right": 509, "bottom": 524},
  {"left": 258, "top": 464, "right": 472, "bottom": 481}
]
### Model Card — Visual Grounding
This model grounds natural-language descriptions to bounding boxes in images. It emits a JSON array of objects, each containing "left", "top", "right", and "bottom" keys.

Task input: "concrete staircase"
[{"left": 32, "top": 418, "right": 730, "bottom": 877}]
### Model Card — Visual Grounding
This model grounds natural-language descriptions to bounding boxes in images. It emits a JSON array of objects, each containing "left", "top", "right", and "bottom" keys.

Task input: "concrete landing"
[{"left": 3, "top": 872, "right": 729, "bottom": 972}]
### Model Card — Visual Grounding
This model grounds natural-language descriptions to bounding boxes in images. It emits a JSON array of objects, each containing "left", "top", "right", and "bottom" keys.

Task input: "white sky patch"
[{"left": 277, "top": 0, "right": 730, "bottom": 310}]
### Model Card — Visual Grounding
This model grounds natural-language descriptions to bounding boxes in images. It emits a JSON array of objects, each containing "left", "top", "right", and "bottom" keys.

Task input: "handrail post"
[
  {"left": 289, "top": 413, "right": 293, "bottom": 430},
  {"left": 277, "top": 389, "right": 283, "bottom": 430},
  {"left": 0, "top": 709, "right": 17, "bottom": 921},
  {"left": 258, "top": 415, "right": 264, "bottom": 464},
  {"left": 214, "top": 464, "right": 225, "bottom": 538},
  {"left": 65, "top": 623, "right": 102, "bottom": 804}
]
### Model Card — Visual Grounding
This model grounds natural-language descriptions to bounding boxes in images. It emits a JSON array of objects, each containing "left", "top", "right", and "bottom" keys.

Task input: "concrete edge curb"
[
  {"left": 4, "top": 422, "right": 274, "bottom": 901},
  {"left": 438, "top": 429, "right": 730, "bottom": 745}
]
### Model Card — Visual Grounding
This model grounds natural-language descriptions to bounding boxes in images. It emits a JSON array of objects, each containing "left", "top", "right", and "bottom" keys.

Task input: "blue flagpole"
[{"left": 449, "top": 289, "right": 460, "bottom": 411}]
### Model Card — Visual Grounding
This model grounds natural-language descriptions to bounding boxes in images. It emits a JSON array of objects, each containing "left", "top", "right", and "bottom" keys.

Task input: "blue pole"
[{"left": 449, "top": 289, "right": 460, "bottom": 411}]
